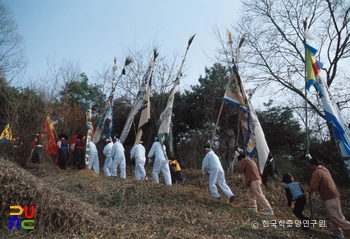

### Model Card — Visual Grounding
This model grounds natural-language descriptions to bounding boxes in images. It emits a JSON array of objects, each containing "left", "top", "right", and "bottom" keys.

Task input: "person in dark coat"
[
  {"left": 281, "top": 173, "right": 310, "bottom": 230},
  {"left": 12, "top": 134, "right": 22, "bottom": 161},
  {"left": 31, "top": 133, "right": 44, "bottom": 163},
  {"left": 57, "top": 135, "right": 69, "bottom": 170},
  {"left": 73, "top": 134, "right": 85, "bottom": 170}
]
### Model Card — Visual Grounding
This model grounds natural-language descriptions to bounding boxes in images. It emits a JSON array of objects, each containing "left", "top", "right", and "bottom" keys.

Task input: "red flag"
[{"left": 43, "top": 116, "right": 58, "bottom": 158}]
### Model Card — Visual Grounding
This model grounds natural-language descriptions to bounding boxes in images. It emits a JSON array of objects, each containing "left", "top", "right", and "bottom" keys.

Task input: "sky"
[{"left": 3, "top": 0, "right": 242, "bottom": 90}]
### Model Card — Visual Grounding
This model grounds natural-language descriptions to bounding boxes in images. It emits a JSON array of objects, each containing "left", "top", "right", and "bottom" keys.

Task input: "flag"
[
  {"left": 306, "top": 44, "right": 350, "bottom": 171},
  {"left": 0, "top": 123, "right": 12, "bottom": 143},
  {"left": 305, "top": 44, "right": 324, "bottom": 96},
  {"left": 134, "top": 81, "right": 152, "bottom": 145},
  {"left": 223, "top": 66, "right": 249, "bottom": 141},
  {"left": 157, "top": 81, "right": 178, "bottom": 136},
  {"left": 42, "top": 116, "right": 58, "bottom": 158},
  {"left": 318, "top": 77, "right": 350, "bottom": 155},
  {"left": 157, "top": 81, "right": 176, "bottom": 154},
  {"left": 138, "top": 80, "right": 151, "bottom": 129},
  {"left": 93, "top": 102, "right": 113, "bottom": 143},
  {"left": 223, "top": 66, "right": 273, "bottom": 175},
  {"left": 157, "top": 35, "right": 195, "bottom": 154},
  {"left": 120, "top": 54, "right": 156, "bottom": 144},
  {"left": 134, "top": 54, "right": 156, "bottom": 145},
  {"left": 93, "top": 57, "right": 132, "bottom": 143},
  {"left": 220, "top": 32, "right": 276, "bottom": 185}
]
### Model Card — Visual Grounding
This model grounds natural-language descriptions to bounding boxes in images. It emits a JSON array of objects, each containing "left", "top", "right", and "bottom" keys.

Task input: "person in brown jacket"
[
  {"left": 237, "top": 154, "right": 274, "bottom": 216},
  {"left": 308, "top": 158, "right": 350, "bottom": 239}
]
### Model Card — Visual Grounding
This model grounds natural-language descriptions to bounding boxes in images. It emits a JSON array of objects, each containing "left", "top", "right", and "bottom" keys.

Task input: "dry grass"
[{"left": 1, "top": 157, "right": 350, "bottom": 239}]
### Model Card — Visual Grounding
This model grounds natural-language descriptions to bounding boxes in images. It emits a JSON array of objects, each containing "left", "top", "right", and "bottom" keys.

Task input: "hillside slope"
[{"left": 1, "top": 157, "right": 349, "bottom": 239}]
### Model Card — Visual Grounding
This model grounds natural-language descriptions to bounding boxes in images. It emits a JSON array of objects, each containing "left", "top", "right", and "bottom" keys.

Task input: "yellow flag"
[{"left": 0, "top": 123, "right": 12, "bottom": 141}]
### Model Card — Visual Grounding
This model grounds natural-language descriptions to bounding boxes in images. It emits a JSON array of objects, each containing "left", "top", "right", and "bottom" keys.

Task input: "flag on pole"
[
  {"left": 42, "top": 116, "right": 58, "bottom": 158},
  {"left": 318, "top": 77, "right": 350, "bottom": 154},
  {"left": 138, "top": 79, "right": 151, "bottom": 129},
  {"left": 93, "top": 57, "right": 132, "bottom": 143},
  {"left": 223, "top": 66, "right": 272, "bottom": 175},
  {"left": 157, "top": 35, "right": 195, "bottom": 155},
  {"left": 134, "top": 51, "right": 158, "bottom": 145},
  {"left": 134, "top": 74, "right": 152, "bottom": 145},
  {"left": 305, "top": 44, "right": 324, "bottom": 96},
  {"left": 120, "top": 52, "right": 157, "bottom": 144},
  {"left": 0, "top": 123, "right": 12, "bottom": 143},
  {"left": 218, "top": 32, "right": 276, "bottom": 186},
  {"left": 305, "top": 44, "right": 350, "bottom": 171},
  {"left": 223, "top": 66, "right": 249, "bottom": 143}
]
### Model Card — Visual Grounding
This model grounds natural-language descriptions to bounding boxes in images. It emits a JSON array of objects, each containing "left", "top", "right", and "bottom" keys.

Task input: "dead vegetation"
[{"left": 1, "top": 156, "right": 350, "bottom": 239}]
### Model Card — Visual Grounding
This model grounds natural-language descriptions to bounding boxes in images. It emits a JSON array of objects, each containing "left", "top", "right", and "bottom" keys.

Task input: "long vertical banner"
[
  {"left": 157, "top": 35, "right": 195, "bottom": 156},
  {"left": 120, "top": 50, "right": 158, "bottom": 144},
  {"left": 92, "top": 57, "right": 132, "bottom": 143},
  {"left": 134, "top": 49, "right": 159, "bottom": 145},
  {"left": 305, "top": 43, "right": 350, "bottom": 172}
]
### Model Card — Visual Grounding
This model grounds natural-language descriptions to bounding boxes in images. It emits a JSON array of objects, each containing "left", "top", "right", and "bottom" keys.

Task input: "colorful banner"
[
  {"left": 224, "top": 66, "right": 271, "bottom": 174},
  {"left": 0, "top": 123, "right": 12, "bottom": 143},
  {"left": 42, "top": 116, "right": 58, "bottom": 158}
]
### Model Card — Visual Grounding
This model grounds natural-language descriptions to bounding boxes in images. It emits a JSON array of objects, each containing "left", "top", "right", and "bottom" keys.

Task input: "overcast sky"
[{"left": 3, "top": 0, "right": 242, "bottom": 90}]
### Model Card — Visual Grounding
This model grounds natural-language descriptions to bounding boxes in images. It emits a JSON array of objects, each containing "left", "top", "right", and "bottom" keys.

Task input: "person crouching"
[{"left": 281, "top": 173, "right": 310, "bottom": 230}]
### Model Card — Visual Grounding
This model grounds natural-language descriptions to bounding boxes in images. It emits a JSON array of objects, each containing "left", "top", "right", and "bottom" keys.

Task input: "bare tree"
[
  {"left": 218, "top": 0, "right": 350, "bottom": 177},
  {"left": 93, "top": 47, "right": 181, "bottom": 100},
  {"left": 0, "top": 2, "right": 27, "bottom": 82},
  {"left": 36, "top": 57, "right": 82, "bottom": 103},
  {"left": 231, "top": 0, "right": 350, "bottom": 116}
]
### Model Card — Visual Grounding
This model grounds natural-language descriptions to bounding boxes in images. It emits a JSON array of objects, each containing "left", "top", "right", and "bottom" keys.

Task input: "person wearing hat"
[
  {"left": 237, "top": 153, "right": 273, "bottom": 215},
  {"left": 148, "top": 137, "right": 172, "bottom": 185},
  {"left": 73, "top": 134, "right": 85, "bottom": 170},
  {"left": 281, "top": 173, "right": 309, "bottom": 230},
  {"left": 111, "top": 134, "right": 126, "bottom": 179},
  {"left": 130, "top": 141, "right": 147, "bottom": 181},
  {"left": 308, "top": 158, "right": 350, "bottom": 238},
  {"left": 103, "top": 137, "right": 113, "bottom": 176},
  {"left": 31, "top": 133, "right": 44, "bottom": 163},
  {"left": 202, "top": 146, "right": 234, "bottom": 203},
  {"left": 57, "top": 135, "right": 70, "bottom": 170}
]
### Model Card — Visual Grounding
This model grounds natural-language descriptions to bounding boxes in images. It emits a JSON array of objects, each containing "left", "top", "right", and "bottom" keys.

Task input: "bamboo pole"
[
  {"left": 210, "top": 101, "right": 225, "bottom": 149},
  {"left": 304, "top": 19, "right": 313, "bottom": 220},
  {"left": 210, "top": 33, "right": 245, "bottom": 150}
]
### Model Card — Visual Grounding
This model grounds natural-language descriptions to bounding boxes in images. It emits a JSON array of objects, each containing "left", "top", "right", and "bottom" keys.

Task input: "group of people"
[
  {"left": 203, "top": 147, "right": 350, "bottom": 238},
  {"left": 101, "top": 134, "right": 126, "bottom": 178},
  {"left": 49, "top": 134, "right": 86, "bottom": 170},
  {"left": 26, "top": 132, "right": 184, "bottom": 186},
  {"left": 26, "top": 131, "right": 350, "bottom": 238},
  {"left": 201, "top": 147, "right": 273, "bottom": 210},
  {"left": 101, "top": 135, "right": 184, "bottom": 186},
  {"left": 280, "top": 157, "right": 350, "bottom": 238}
]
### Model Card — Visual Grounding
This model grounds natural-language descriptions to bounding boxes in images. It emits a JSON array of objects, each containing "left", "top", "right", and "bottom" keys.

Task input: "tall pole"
[
  {"left": 210, "top": 102, "right": 225, "bottom": 149},
  {"left": 157, "top": 34, "right": 195, "bottom": 156},
  {"left": 210, "top": 32, "right": 245, "bottom": 150},
  {"left": 304, "top": 19, "right": 313, "bottom": 220},
  {"left": 304, "top": 41, "right": 309, "bottom": 158},
  {"left": 303, "top": 20, "right": 310, "bottom": 158}
]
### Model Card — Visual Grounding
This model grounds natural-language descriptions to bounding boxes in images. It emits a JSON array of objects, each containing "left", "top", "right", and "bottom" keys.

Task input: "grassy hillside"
[{"left": 1, "top": 157, "right": 349, "bottom": 239}]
